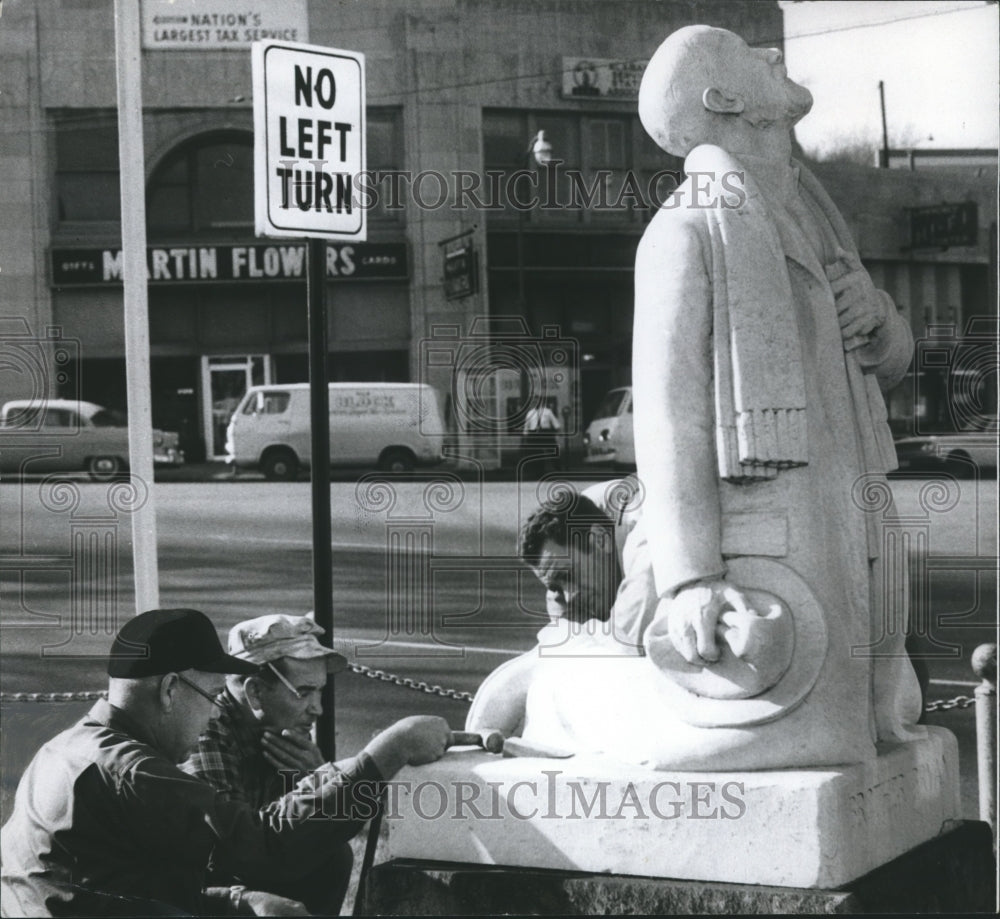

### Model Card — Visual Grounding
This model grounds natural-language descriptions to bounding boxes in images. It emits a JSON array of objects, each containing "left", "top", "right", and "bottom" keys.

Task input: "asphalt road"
[{"left": 1, "top": 473, "right": 996, "bottom": 821}]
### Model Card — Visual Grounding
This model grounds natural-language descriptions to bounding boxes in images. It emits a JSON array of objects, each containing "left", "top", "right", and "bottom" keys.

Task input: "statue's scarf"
[
  {"left": 684, "top": 144, "right": 895, "bottom": 483},
  {"left": 684, "top": 144, "right": 808, "bottom": 481}
]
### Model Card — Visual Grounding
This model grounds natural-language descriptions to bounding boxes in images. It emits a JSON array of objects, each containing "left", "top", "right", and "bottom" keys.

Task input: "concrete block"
[{"left": 383, "top": 727, "right": 960, "bottom": 888}]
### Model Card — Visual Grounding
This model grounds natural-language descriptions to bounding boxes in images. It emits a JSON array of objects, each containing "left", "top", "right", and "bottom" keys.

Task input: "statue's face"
[{"left": 721, "top": 33, "right": 813, "bottom": 127}]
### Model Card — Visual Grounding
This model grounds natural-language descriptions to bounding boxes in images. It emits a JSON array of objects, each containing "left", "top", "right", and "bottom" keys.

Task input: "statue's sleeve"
[
  {"left": 632, "top": 214, "right": 726, "bottom": 598},
  {"left": 854, "top": 292, "right": 914, "bottom": 391}
]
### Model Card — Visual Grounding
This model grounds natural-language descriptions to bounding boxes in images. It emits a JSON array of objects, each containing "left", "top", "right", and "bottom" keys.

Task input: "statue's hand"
[
  {"left": 663, "top": 579, "right": 758, "bottom": 665},
  {"left": 826, "top": 247, "right": 885, "bottom": 350}
]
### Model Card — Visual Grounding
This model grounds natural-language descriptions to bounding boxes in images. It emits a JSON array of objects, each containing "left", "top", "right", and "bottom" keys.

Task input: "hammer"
[{"left": 448, "top": 729, "right": 505, "bottom": 754}]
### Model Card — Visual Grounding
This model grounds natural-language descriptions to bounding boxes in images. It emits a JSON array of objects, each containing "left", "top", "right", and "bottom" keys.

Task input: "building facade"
[{"left": 2, "top": 0, "right": 994, "bottom": 463}]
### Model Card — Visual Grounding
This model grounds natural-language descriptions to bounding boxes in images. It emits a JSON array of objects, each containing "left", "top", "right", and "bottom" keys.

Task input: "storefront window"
[
  {"left": 54, "top": 112, "right": 121, "bottom": 223},
  {"left": 148, "top": 131, "right": 253, "bottom": 236},
  {"left": 483, "top": 109, "right": 673, "bottom": 225},
  {"left": 367, "top": 108, "right": 404, "bottom": 222}
]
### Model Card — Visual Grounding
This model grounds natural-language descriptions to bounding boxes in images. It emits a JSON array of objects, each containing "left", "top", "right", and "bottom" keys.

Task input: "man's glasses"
[
  {"left": 176, "top": 672, "right": 223, "bottom": 708},
  {"left": 265, "top": 662, "right": 306, "bottom": 699}
]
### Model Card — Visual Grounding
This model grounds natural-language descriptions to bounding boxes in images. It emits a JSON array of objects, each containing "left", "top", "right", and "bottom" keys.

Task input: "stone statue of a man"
[{"left": 482, "top": 25, "right": 924, "bottom": 770}]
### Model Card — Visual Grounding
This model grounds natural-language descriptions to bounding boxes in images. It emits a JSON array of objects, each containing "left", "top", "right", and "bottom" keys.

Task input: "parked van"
[
  {"left": 226, "top": 383, "right": 447, "bottom": 479},
  {"left": 582, "top": 386, "right": 634, "bottom": 469}
]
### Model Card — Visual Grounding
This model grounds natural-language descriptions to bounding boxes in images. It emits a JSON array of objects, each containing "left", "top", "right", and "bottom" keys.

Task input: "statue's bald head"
[{"left": 639, "top": 25, "right": 740, "bottom": 157}]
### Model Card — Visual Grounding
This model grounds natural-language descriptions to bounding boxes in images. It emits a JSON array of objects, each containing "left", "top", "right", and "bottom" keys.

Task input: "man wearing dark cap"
[
  {"left": 181, "top": 613, "right": 450, "bottom": 915},
  {"left": 0, "top": 608, "right": 446, "bottom": 917}
]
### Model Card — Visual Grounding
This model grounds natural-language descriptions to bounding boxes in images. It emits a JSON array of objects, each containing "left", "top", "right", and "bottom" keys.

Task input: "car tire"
[
  {"left": 261, "top": 448, "right": 300, "bottom": 481},
  {"left": 87, "top": 455, "right": 124, "bottom": 482},
  {"left": 379, "top": 448, "right": 416, "bottom": 473}
]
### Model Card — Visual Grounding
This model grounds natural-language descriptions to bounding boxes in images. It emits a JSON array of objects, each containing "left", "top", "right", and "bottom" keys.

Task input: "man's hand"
[
  {"left": 663, "top": 579, "right": 759, "bottom": 665},
  {"left": 261, "top": 729, "right": 325, "bottom": 773},
  {"left": 363, "top": 715, "right": 451, "bottom": 779},
  {"left": 239, "top": 889, "right": 310, "bottom": 916},
  {"left": 825, "top": 246, "right": 885, "bottom": 350}
]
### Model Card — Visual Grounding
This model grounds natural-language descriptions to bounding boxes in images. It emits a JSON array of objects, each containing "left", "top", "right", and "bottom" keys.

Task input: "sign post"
[{"left": 253, "top": 40, "right": 366, "bottom": 759}]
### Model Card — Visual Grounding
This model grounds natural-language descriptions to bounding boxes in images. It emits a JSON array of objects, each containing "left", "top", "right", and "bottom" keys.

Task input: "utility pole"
[{"left": 878, "top": 81, "right": 890, "bottom": 169}]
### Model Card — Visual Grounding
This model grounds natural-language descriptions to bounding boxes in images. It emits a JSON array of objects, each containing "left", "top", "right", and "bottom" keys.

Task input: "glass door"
[{"left": 200, "top": 355, "right": 271, "bottom": 460}]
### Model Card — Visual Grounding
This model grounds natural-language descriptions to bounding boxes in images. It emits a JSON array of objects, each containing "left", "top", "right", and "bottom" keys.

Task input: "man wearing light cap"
[
  {"left": 0, "top": 608, "right": 312, "bottom": 917},
  {"left": 181, "top": 613, "right": 449, "bottom": 915}
]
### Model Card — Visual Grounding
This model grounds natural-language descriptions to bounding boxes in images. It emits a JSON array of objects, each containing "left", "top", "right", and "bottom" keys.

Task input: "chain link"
[
  {"left": 923, "top": 694, "right": 977, "bottom": 713},
  {"left": 0, "top": 691, "right": 108, "bottom": 703},
  {"left": 346, "top": 662, "right": 475, "bottom": 703}
]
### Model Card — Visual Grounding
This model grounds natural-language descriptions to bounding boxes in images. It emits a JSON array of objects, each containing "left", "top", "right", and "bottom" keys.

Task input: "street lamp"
[{"left": 516, "top": 130, "right": 553, "bottom": 315}]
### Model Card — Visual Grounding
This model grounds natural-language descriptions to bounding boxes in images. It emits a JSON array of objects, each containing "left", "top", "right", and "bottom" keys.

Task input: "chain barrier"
[
  {"left": 345, "top": 662, "right": 475, "bottom": 703},
  {"left": 0, "top": 691, "right": 109, "bottom": 703},
  {"left": 0, "top": 684, "right": 976, "bottom": 711},
  {"left": 923, "top": 694, "right": 977, "bottom": 713}
]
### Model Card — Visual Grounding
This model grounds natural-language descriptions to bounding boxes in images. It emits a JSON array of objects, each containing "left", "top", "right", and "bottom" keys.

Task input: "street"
[{"left": 2, "top": 473, "right": 996, "bottom": 820}]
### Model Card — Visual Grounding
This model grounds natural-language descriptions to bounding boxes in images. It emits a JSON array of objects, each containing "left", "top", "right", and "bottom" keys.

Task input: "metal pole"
[
  {"left": 878, "top": 80, "right": 890, "bottom": 169},
  {"left": 113, "top": 0, "right": 159, "bottom": 613},
  {"left": 307, "top": 237, "right": 335, "bottom": 759},
  {"left": 972, "top": 643, "right": 997, "bottom": 848}
]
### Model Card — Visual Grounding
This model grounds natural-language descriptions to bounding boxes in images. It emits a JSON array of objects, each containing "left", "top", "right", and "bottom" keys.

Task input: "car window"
[
  {"left": 243, "top": 392, "right": 290, "bottom": 415},
  {"left": 92, "top": 409, "right": 127, "bottom": 427},
  {"left": 2, "top": 407, "right": 40, "bottom": 428},
  {"left": 593, "top": 389, "right": 628, "bottom": 420},
  {"left": 41, "top": 408, "right": 74, "bottom": 427}
]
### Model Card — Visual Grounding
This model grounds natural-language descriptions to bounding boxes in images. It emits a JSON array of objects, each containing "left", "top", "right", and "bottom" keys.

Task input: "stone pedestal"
[
  {"left": 381, "top": 727, "right": 960, "bottom": 889},
  {"left": 360, "top": 821, "right": 995, "bottom": 915}
]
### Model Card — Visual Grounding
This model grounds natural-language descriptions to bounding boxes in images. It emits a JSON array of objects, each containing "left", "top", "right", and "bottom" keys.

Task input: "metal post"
[
  {"left": 307, "top": 237, "right": 335, "bottom": 759},
  {"left": 113, "top": 0, "right": 159, "bottom": 613},
  {"left": 878, "top": 80, "right": 890, "bottom": 169},
  {"left": 972, "top": 643, "right": 997, "bottom": 847}
]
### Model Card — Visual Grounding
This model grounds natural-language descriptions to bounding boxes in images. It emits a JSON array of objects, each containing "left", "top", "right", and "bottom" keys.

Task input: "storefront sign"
[
  {"left": 253, "top": 40, "right": 366, "bottom": 239},
  {"left": 909, "top": 202, "right": 978, "bottom": 249},
  {"left": 141, "top": 0, "right": 308, "bottom": 50},
  {"left": 443, "top": 245, "right": 478, "bottom": 300},
  {"left": 561, "top": 57, "right": 647, "bottom": 100},
  {"left": 50, "top": 243, "right": 407, "bottom": 286}
]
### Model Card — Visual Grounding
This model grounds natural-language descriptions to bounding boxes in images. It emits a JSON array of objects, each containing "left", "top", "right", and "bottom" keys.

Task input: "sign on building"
[
  {"left": 252, "top": 40, "right": 366, "bottom": 240},
  {"left": 909, "top": 202, "right": 978, "bottom": 249},
  {"left": 50, "top": 243, "right": 407, "bottom": 286},
  {"left": 443, "top": 245, "right": 478, "bottom": 300},
  {"left": 141, "top": 0, "right": 308, "bottom": 50},
  {"left": 561, "top": 57, "right": 648, "bottom": 100}
]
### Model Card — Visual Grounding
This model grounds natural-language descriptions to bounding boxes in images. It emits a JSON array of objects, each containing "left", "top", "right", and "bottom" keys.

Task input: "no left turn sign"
[{"left": 252, "top": 40, "right": 366, "bottom": 240}]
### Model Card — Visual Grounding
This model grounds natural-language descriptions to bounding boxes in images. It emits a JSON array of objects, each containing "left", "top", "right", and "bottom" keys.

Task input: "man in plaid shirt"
[{"left": 181, "top": 614, "right": 449, "bottom": 915}]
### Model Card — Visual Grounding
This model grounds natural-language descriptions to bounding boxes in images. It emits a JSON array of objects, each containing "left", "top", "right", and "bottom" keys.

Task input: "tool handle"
[
  {"left": 449, "top": 731, "right": 484, "bottom": 747},
  {"left": 448, "top": 730, "right": 504, "bottom": 753}
]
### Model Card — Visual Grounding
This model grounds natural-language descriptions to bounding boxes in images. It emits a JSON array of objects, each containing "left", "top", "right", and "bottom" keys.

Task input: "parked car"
[
  {"left": 226, "top": 382, "right": 447, "bottom": 480},
  {"left": 582, "top": 386, "right": 635, "bottom": 469},
  {"left": 0, "top": 399, "right": 184, "bottom": 480},
  {"left": 893, "top": 432, "right": 998, "bottom": 478}
]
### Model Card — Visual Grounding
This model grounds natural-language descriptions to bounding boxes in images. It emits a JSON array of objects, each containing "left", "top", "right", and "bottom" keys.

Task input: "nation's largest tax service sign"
[{"left": 252, "top": 41, "right": 366, "bottom": 240}]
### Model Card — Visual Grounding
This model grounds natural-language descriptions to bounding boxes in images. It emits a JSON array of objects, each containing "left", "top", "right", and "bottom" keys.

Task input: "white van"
[
  {"left": 226, "top": 382, "right": 447, "bottom": 479},
  {"left": 582, "top": 386, "right": 634, "bottom": 468}
]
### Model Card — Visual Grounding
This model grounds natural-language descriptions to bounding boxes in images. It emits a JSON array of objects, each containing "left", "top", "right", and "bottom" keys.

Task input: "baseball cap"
[
  {"left": 107, "top": 608, "right": 259, "bottom": 678},
  {"left": 228, "top": 614, "right": 348, "bottom": 672}
]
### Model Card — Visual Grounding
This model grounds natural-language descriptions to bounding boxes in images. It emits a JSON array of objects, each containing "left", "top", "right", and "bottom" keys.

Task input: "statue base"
[
  {"left": 382, "top": 727, "right": 960, "bottom": 889},
  {"left": 360, "top": 821, "right": 994, "bottom": 915}
]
